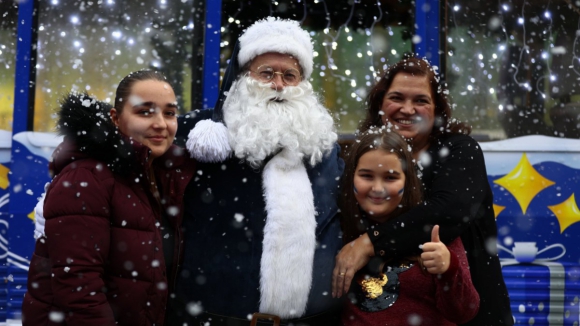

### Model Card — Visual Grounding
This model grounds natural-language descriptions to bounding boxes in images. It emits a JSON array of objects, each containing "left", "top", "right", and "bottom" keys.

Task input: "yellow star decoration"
[
  {"left": 0, "top": 164, "right": 9, "bottom": 190},
  {"left": 493, "top": 204, "right": 505, "bottom": 219},
  {"left": 548, "top": 194, "right": 580, "bottom": 233},
  {"left": 28, "top": 210, "right": 35, "bottom": 221},
  {"left": 494, "top": 153, "right": 555, "bottom": 214}
]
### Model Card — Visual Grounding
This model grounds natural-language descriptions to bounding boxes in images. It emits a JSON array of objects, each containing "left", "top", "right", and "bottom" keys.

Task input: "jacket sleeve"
[
  {"left": 368, "top": 135, "right": 490, "bottom": 258},
  {"left": 434, "top": 238, "right": 480, "bottom": 323},
  {"left": 44, "top": 165, "right": 116, "bottom": 325}
]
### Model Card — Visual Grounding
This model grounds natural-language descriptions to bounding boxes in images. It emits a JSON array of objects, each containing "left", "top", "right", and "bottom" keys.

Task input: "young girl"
[
  {"left": 22, "top": 70, "right": 195, "bottom": 325},
  {"left": 338, "top": 128, "right": 479, "bottom": 325}
]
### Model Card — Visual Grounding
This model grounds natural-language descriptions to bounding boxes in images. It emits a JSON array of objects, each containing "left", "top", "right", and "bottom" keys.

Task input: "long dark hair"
[
  {"left": 114, "top": 70, "right": 168, "bottom": 113},
  {"left": 340, "top": 127, "right": 423, "bottom": 244},
  {"left": 360, "top": 57, "right": 471, "bottom": 138}
]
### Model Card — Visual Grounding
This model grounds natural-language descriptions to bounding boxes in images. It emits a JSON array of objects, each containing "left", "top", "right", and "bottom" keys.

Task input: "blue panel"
[
  {"left": 8, "top": 0, "right": 39, "bottom": 320},
  {"left": 202, "top": 0, "right": 222, "bottom": 110},
  {"left": 13, "top": 0, "right": 35, "bottom": 134},
  {"left": 414, "top": 0, "right": 440, "bottom": 68}
]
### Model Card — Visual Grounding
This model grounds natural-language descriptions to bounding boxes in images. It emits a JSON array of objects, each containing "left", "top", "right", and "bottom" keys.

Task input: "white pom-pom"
[{"left": 186, "top": 119, "right": 231, "bottom": 162}]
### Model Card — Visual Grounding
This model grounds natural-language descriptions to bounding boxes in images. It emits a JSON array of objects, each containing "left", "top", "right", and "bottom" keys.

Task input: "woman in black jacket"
[{"left": 332, "top": 57, "right": 513, "bottom": 326}]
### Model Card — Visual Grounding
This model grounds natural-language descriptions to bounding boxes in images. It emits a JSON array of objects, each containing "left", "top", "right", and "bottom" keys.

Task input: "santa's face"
[
  {"left": 247, "top": 53, "right": 302, "bottom": 91},
  {"left": 222, "top": 68, "right": 336, "bottom": 167}
]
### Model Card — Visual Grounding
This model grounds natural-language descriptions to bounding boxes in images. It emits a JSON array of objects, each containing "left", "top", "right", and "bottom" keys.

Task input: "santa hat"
[{"left": 186, "top": 17, "right": 314, "bottom": 162}]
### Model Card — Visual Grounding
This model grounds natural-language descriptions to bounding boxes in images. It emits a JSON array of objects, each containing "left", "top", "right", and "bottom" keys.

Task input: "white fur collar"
[{"left": 259, "top": 148, "right": 316, "bottom": 318}]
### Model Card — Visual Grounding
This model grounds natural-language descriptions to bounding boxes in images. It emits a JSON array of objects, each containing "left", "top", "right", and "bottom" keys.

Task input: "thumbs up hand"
[{"left": 420, "top": 225, "right": 451, "bottom": 274}]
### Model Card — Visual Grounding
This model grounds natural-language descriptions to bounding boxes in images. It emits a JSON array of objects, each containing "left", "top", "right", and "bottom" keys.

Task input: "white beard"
[{"left": 222, "top": 76, "right": 337, "bottom": 167}]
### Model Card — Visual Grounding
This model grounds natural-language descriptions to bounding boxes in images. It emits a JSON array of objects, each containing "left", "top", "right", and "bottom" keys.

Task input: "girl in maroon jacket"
[
  {"left": 338, "top": 129, "right": 479, "bottom": 325},
  {"left": 22, "top": 70, "right": 195, "bottom": 326}
]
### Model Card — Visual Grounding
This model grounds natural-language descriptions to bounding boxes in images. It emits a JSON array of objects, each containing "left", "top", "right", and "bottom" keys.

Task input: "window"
[
  {"left": 34, "top": 0, "right": 197, "bottom": 132},
  {"left": 0, "top": 2, "right": 18, "bottom": 131},
  {"left": 445, "top": 0, "right": 580, "bottom": 140}
]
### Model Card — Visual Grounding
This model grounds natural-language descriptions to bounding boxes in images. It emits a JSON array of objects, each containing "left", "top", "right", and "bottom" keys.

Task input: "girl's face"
[
  {"left": 110, "top": 80, "right": 178, "bottom": 160},
  {"left": 380, "top": 73, "right": 435, "bottom": 153},
  {"left": 354, "top": 149, "right": 406, "bottom": 223}
]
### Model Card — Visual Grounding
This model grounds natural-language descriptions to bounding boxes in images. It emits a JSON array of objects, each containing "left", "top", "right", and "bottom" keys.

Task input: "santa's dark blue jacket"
[{"left": 172, "top": 110, "right": 345, "bottom": 320}]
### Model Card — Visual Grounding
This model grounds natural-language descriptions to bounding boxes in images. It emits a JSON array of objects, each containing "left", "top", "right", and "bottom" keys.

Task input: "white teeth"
[{"left": 397, "top": 119, "right": 414, "bottom": 125}]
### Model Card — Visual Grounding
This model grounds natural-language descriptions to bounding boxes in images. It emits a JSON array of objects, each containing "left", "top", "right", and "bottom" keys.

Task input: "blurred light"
[
  {"left": 128, "top": 38, "right": 134, "bottom": 45},
  {"left": 51, "top": 0, "right": 59, "bottom": 4},
  {"left": 60, "top": 31, "right": 66, "bottom": 37},
  {"left": 115, "top": 50, "right": 121, "bottom": 55},
  {"left": 228, "top": 17, "right": 234, "bottom": 23},
  {"left": 499, "top": 104, "right": 504, "bottom": 111},
  {"left": 347, "top": 36, "right": 353, "bottom": 42},
  {"left": 345, "top": 27, "right": 350, "bottom": 33},
  {"left": 470, "top": 78, "right": 475, "bottom": 83},
  {"left": 313, "top": 51, "right": 319, "bottom": 57},
  {"left": 345, "top": 69, "right": 351, "bottom": 76},
  {"left": 492, "top": 53, "right": 497, "bottom": 59},
  {"left": 140, "top": 49, "right": 146, "bottom": 54},
  {"left": 453, "top": 5, "right": 460, "bottom": 11},
  {"left": 518, "top": 17, "right": 524, "bottom": 24},
  {"left": 478, "top": 54, "right": 483, "bottom": 60},
  {"left": 357, "top": 53, "right": 363, "bottom": 58},
  {"left": 107, "top": 0, "right": 114, "bottom": 4},
  {"left": 188, "top": 22, "right": 194, "bottom": 30},
  {"left": 541, "top": 52, "right": 548, "bottom": 59},
  {"left": 467, "top": 85, "right": 473, "bottom": 91},
  {"left": 350, "top": 80, "right": 356, "bottom": 87},
  {"left": 70, "top": 16, "right": 79, "bottom": 24},
  {"left": 391, "top": 49, "right": 397, "bottom": 55},
  {"left": 489, "top": 88, "right": 495, "bottom": 94},
  {"left": 502, "top": 4, "right": 510, "bottom": 11},
  {"left": 550, "top": 75, "right": 556, "bottom": 81},
  {"left": 367, "top": 51, "right": 372, "bottom": 56},
  {"left": 499, "top": 45, "right": 505, "bottom": 51},
  {"left": 112, "top": 31, "right": 122, "bottom": 39},
  {"left": 73, "top": 41, "right": 81, "bottom": 47},
  {"left": 544, "top": 11, "right": 551, "bottom": 18},
  {"left": 79, "top": 48, "right": 85, "bottom": 53},
  {"left": 145, "top": 28, "right": 151, "bottom": 33},
  {"left": 39, "top": 26, "right": 45, "bottom": 31},
  {"left": 350, "top": 93, "right": 357, "bottom": 98},
  {"left": 447, "top": 37, "right": 452, "bottom": 43}
]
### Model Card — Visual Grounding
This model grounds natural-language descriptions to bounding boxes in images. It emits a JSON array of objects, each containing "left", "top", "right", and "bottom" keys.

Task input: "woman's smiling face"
[
  {"left": 110, "top": 79, "right": 178, "bottom": 159},
  {"left": 380, "top": 73, "right": 435, "bottom": 152},
  {"left": 353, "top": 149, "right": 406, "bottom": 223}
]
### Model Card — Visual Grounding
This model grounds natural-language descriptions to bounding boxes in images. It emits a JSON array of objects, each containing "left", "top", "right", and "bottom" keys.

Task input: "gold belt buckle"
[{"left": 250, "top": 312, "right": 281, "bottom": 326}]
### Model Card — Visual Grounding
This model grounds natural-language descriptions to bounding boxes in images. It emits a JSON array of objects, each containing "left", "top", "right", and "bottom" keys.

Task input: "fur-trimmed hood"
[{"left": 51, "top": 92, "right": 148, "bottom": 176}]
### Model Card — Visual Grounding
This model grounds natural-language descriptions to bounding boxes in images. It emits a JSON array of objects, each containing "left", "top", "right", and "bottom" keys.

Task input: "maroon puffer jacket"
[{"left": 21, "top": 93, "right": 195, "bottom": 326}]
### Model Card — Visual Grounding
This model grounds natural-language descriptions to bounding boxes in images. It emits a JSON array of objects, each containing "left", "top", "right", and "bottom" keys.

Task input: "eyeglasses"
[{"left": 250, "top": 65, "right": 302, "bottom": 86}]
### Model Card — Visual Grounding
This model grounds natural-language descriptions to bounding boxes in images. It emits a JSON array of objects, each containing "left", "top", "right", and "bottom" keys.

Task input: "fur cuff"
[{"left": 186, "top": 119, "right": 231, "bottom": 162}]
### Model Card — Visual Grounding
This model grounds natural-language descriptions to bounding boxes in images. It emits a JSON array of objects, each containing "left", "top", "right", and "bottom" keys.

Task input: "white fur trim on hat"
[
  {"left": 238, "top": 17, "right": 314, "bottom": 79},
  {"left": 186, "top": 119, "right": 231, "bottom": 162}
]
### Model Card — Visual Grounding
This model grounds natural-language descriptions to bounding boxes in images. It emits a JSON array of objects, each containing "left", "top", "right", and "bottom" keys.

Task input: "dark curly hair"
[{"left": 360, "top": 57, "right": 471, "bottom": 139}]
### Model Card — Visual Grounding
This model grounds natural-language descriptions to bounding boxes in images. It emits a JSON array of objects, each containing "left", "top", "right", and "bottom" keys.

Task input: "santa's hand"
[
  {"left": 420, "top": 225, "right": 450, "bottom": 274},
  {"left": 332, "top": 233, "right": 374, "bottom": 298}
]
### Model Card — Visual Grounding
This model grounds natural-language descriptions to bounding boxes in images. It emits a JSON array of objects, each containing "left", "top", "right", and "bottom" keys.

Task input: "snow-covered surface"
[
  {"left": 480, "top": 135, "right": 580, "bottom": 174},
  {"left": 1, "top": 320, "right": 22, "bottom": 326},
  {"left": 480, "top": 135, "right": 580, "bottom": 152},
  {"left": 13, "top": 131, "right": 63, "bottom": 161}
]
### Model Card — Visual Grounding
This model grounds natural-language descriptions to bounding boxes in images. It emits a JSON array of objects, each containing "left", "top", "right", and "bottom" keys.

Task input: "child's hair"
[
  {"left": 340, "top": 127, "right": 423, "bottom": 243},
  {"left": 114, "top": 70, "right": 168, "bottom": 113}
]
